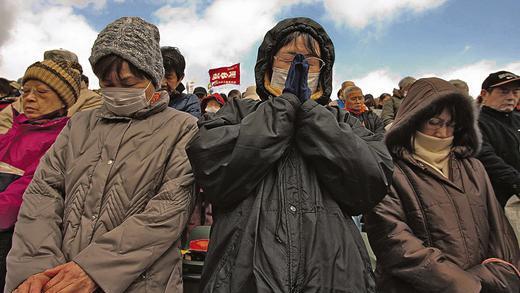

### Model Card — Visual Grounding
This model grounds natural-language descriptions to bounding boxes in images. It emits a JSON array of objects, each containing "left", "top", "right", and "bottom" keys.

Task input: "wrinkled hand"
[
  {"left": 283, "top": 53, "right": 311, "bottom": 102},
  {"left": 41, "top": 262, "right": 97, "bottom": 293},
  {"left": 13, "top": 273, "right": 51, "bottom": 293}
]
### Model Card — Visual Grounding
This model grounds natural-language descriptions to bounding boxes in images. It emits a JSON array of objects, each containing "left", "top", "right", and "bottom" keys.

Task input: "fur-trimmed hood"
[
  {"left": 254, "top": 17, "right": 335, "bottom": 105},
  {"left": 385, "top": 77, "right": 481, "bottom": 158}
]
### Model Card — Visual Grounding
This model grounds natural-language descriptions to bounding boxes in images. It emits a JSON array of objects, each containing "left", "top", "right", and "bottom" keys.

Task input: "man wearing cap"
[{"left": 477, "top": 71, "right": 520, "bottom": 242}]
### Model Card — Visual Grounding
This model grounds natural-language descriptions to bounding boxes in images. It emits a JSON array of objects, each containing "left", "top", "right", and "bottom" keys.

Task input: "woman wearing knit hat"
[
  {"left": 0, "top": 59, "right": 80, "bottom": 289},
  {"left": 6, "top": 17, "right": 198, "bottom": 293}
]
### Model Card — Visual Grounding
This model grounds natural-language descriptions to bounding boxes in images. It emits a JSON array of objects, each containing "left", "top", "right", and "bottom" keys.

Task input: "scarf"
[
  {"left": 413, "top": 131, "right": 453, "bottom": 178},
  {"left": 345, "top": 104, "right": 367, "bottom": 115}
]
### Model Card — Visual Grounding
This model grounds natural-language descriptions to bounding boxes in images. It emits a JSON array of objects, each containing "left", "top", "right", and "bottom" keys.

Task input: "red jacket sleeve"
[{"left": 0, "top": 171, "right": 34, "bottom": 230}]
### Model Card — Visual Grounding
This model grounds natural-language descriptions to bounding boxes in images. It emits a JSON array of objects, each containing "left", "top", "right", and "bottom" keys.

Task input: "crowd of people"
[{"left": 0, "top": 15, "right": 518, "bottom": 293}]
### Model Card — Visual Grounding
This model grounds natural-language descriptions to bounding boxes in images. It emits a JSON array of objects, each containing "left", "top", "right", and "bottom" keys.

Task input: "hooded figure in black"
[{"left": 187, "top": 17, "right": 393, "bottom": 293}]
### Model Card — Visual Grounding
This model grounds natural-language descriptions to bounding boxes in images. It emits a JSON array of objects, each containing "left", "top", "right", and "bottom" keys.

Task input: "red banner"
[{"left": 209, "top": 63, "right": 240, "bottom": 86}]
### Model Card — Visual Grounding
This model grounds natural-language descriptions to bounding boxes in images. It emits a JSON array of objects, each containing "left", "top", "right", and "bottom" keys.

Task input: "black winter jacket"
[
  {"left": 477, "top": 106, "right": 520, "bottom": 206},
  {"left": 351, "top": 110, "right": 385, "bottom": 138},
  {"left": 187, "top": 94, "right": 393, "bottom": 292},
  {"left": 187, "top": 17, "right": 393, "bottom": 293}
]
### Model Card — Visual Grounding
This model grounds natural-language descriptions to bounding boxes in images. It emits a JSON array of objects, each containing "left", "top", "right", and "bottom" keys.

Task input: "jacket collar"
[
  {"left": 97, "top": 91, "right": 170, "bottom": 121},
  {"left": 13, "top": 113, "right": 69, "bottom": 130},
  {"left": 481, "top": 106, "right": 515, "bottom": 122},
  {"left": 400, "top": 151, "right": 464, "bottom": 193}
]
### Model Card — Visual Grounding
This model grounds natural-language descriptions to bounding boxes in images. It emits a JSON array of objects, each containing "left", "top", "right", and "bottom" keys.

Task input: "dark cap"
[
  {"left": 482, "top": 71, "right": 520, "bottom": 90},
  {"left": 193, "top": 86, "right": 207, "bottom": 96}
]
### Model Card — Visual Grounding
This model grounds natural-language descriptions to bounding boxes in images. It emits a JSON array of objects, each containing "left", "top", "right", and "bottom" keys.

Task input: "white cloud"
[
  {"left": 432, "top": 60, "right": 520, "bottom": 97},
  {"left": 350, "top": 69, "right": 401, "bottom": 97},
  {"left": 336, "top": 60, "right": 520, "bottom": 99},
  {"left": 0, "top": 2, "right": 98, "bottom": 83},
  {"left": 156, "top": 0, "right": 304, "bottom": 89},
  {"left": 323, "top": 0, "right": 447, "bottom": 29},
  {"left": 48, "top": 0, "right": 108, "bottom": 10}
]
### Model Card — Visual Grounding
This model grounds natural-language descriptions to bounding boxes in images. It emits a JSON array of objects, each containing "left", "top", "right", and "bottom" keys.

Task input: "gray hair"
[{"left": 398, "top": 76, "right": 416, "bottom": 90}]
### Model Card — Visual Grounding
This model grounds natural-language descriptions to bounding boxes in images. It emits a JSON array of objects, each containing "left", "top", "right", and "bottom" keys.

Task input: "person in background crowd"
[
  {"left": 381, "top": 76, "right": 416, "bottom": 127},
  {"left": 5, "top": 17, "right": 197, "bottom": 293},
  {"left": 476, "top": 71, "right": 520, "bottom": 244},
  {"left": 242, "top": 85, "right": 261, "bottom": 100},
  {"left": 0, "top": 79, "right": 17, "bottom": 111},
  {"left": 200, "top": 93, "right": 225, "bottom": 114},
  {"left": 193, "top": 86, "right": 207, "bottom": 100},
  {"left": 219, "top": 93, "right": 228, "bottom": 103},
  {"left": 377, "top": 93, "right": 391, "bottom": 108},
  {"left": 364, "top": 93, "right": 376, "bottom": 109},
  {"left": 187, "top": 17, "right": 393, "bottom": 292},
  {"left": 343, "top": 86, "right": 385, "bottom": 137},
  {"left": 366, "top": 77, "right": 520, "bottom": 293},
  {"left": 374, "top": 93, "right": 391, "bottom": 116},
  {"left": 228, "top": 89, "right": 242, "bottom": 100},
  {"left": 0, "top": 59, "right": 81, "bottom": 290},
  {"left": 0, "top": 49, "right": 102, "bottom": 134},
  {"left": 161, "top": 46, "right": 201, "bottom": 118},
  {"left": 449, "top": 79, "right": 470, "bottom": 95},
  {"left": 330, "top": 80, "right": 355, "bottom": 108}
]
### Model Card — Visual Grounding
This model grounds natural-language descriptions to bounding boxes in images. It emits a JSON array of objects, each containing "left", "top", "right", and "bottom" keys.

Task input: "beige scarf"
[{"left": 413, "top": 131, "right": 453, "bottom": 178}]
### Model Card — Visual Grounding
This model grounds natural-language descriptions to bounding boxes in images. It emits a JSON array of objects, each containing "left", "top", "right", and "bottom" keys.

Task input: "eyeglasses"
[
  {"left": 20, "top": 87, "right": 53, "bottom": 98},
  {"left": 425, "top": 117, "right": 456, "bottom": 130},
  {"left": 274, "top": 53, "right": 325, "bottom": 71}
]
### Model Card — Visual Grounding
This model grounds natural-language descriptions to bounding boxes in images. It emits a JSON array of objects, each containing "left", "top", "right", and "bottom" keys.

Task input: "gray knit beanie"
[{"left": 89, "top": 17, "right": 164, "bottom": 88}]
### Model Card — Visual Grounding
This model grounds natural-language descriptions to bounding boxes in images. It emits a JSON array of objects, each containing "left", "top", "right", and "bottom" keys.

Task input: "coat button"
[
  {"left": 289, "top": 205, "right": 296, "bottom": 212},
  {"left": 91, "top": 215, "right": 97, "bottom": 220},
  {"left": 107, "top": 160, "right": 114, "bottom": 165}
]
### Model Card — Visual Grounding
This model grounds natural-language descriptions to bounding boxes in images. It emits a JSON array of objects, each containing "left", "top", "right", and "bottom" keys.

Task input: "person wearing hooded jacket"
[
  {"left": 365, "top": 77, "right": 519, "bottom": 293},
  {"left": 186, "top": 17, "right": 393, "bottom": 293}
]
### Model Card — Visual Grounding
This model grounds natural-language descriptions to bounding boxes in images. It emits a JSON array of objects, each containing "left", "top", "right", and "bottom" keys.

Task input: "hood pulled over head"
[
  {"left": 385, "top": 77, "right": 481, "bottom": 158},
  {"left": 254, "top": 17, "right": 334, "bottom": 105}
]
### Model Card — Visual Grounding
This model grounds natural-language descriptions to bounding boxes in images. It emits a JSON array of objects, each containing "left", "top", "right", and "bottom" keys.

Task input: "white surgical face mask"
[
  {"left": 100, "top": 82, "right": 151, "bottom": 116},
  {"left": 270, "top": 67, "right": 320, "bottom": 93},
  {"left": 205, "top": 106, "right": 220, "bottom": 113},
  {"left": 307, "top": 72, "right": 320, "bottom": 93}
]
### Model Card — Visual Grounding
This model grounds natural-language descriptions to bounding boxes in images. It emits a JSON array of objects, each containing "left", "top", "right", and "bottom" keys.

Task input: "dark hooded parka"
[
  {"left": 186, "top": 17, "right": 393, "bottom": 293},
  {"left": 365, "top": 78, "right": 520, "bottom": 293}
]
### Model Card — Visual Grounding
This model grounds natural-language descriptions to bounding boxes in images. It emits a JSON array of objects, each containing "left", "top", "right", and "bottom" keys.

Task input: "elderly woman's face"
[
  {"left": 99, "top": 61, "right": 155, "bottom": 101},
  {"left": 273, "top": 36, "right": 322, "bottom": 73},
  {"left": 21, "top": 80, "right": 65, "bottom": 119},
  {"left": 420, "top": 108, "right": 455, "bottom": 139}
]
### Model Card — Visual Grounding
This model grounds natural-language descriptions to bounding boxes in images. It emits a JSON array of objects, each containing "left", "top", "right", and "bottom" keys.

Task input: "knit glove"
[{"left": 283, "top": 53, "right": 311, "bottom": 102}]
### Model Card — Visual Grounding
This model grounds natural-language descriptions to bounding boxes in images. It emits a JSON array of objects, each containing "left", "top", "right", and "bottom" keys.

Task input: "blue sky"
[{"left": 0, "top": 0, "right": 518, "bottom": 97}]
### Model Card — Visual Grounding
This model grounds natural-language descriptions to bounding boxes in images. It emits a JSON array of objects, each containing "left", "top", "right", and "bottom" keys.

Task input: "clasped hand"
[{"left": 13, "top": 262, "right": 97, "bottom": 293}]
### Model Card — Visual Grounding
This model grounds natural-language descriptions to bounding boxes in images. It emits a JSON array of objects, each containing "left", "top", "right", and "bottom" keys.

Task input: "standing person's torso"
[
  {"left": 201, "top": 147, "right": 375, "bottom": 293},
  {"left": 56, "top": 106, "right": 194, "bottom": 290},
  {"left": 478, "top": 107, "right": 520, "bottom": 202}
]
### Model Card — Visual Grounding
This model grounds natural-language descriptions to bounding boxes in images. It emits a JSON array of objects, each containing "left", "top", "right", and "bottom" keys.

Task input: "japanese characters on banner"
[{"left": 209, "top": 63, "right": 240, "bottom": 87}]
